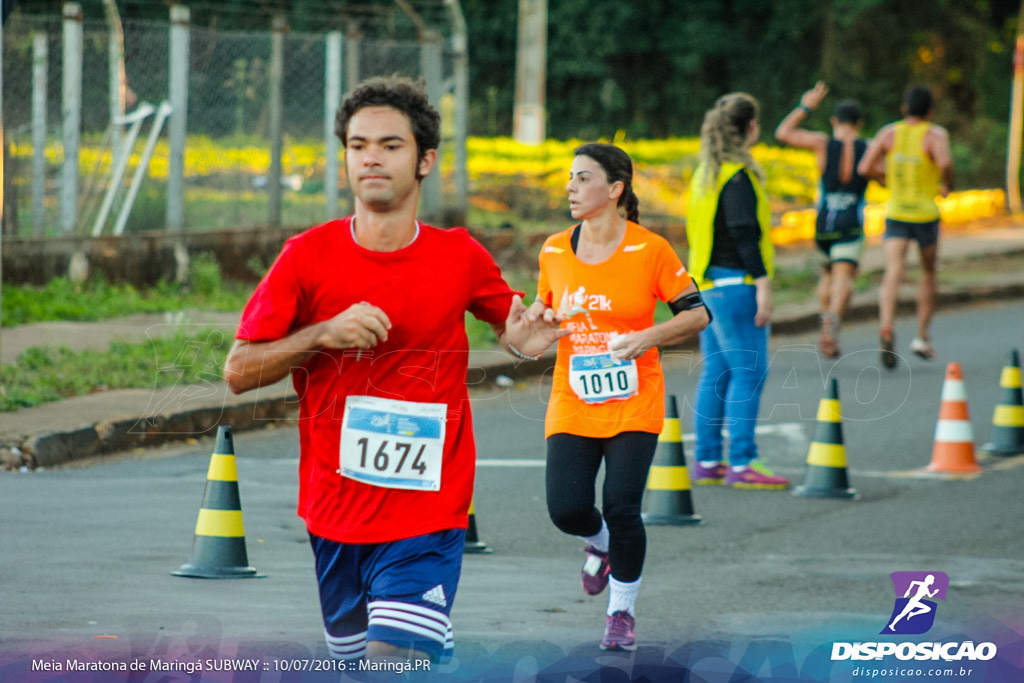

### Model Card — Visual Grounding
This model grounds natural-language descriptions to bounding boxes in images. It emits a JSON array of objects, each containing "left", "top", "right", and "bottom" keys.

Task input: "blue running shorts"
[{"left": 309, "top": 528, "right": 465, "bottom": 662}]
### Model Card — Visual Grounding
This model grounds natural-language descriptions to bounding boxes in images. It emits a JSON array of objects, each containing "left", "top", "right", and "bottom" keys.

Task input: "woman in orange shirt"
[{"left": 525, "top": 143, "right": 709, "bottom": 651}]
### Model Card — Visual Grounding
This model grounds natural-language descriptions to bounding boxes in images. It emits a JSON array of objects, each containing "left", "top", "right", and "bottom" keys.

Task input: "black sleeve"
[{"left": 719, "top": 171, "right": 768, "bottom": 279}]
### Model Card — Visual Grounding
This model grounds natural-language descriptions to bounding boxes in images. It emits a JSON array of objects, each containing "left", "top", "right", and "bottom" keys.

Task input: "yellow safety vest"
[
  {"left": 686, "top": 161, "right": 775, "bottom": 289},
  {"left": 885, "top": 121, "right": 941, "bottom": 223}
]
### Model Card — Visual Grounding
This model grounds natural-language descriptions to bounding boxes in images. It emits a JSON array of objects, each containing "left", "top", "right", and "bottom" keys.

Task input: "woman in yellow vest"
[{"left": 686, "top": 93, "right": 789, "bottom": 489}]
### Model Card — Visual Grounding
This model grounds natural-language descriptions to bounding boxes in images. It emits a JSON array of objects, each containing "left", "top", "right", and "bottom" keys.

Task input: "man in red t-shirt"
[{"left": 224, "top": 77, "right": 565, "bottom": 665}]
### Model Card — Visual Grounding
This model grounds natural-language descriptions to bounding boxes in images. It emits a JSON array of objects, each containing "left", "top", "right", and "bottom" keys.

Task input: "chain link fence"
[{"left": 2, "top": 8, "right": 462, "bottom": 238}]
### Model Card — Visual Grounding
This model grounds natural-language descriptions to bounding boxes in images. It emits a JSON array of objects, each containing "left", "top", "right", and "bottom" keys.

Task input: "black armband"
[{"left": 669, "top": 285, "right": 713, "bottom": 324}]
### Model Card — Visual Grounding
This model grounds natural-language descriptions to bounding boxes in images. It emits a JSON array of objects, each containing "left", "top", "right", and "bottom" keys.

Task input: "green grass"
[
  {"left": 0, "top": 257, "right": 864, "bottom": 413},
  {"left": 1, "top": 254, "right": 252, "bottom": 327},
  {"left": 0, "top": 328, "right": 231, "bottom": 412}
]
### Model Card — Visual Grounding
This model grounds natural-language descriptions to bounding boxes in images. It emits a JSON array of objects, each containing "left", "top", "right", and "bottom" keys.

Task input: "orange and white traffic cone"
[{"left": 927, "top": 363, "right": 982, "bottom": 473}]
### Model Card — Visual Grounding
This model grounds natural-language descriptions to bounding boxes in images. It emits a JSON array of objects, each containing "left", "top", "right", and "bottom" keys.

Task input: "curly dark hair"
[{"left": 335, "top": 76, "right": 441, "bottom": 169}]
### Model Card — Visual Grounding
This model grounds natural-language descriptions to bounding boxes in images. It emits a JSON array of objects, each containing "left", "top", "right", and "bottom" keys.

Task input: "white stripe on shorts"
[
  {"left": 368, "top": 600, "right": 450, "bottom": 646},
  {"left": 325, "top": 630, "right": 367, "bottom": 660}
]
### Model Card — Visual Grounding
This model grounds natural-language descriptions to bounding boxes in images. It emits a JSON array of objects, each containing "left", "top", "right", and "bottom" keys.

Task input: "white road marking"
[{"left": 478, "top": 423, "right": 807, "bottom": 467}]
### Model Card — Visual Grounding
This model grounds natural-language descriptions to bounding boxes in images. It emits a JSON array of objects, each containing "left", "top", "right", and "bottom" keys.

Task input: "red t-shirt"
[{"left": 236, "top": 217, "right": 515, "bottom": 543}]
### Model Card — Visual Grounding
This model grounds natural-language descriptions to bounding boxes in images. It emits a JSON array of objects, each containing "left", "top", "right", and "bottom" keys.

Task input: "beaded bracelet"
[{"left": 505, "top": 340, "right": 539, "bottom": 361}]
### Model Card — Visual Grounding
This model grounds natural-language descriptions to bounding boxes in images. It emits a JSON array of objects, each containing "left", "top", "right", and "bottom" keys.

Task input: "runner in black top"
[
  {"left": 817, "top": 137, "right": 868, "bottom": 245},
  {"left": 775, "top": 81, "right": 868, "bottom": 358}
]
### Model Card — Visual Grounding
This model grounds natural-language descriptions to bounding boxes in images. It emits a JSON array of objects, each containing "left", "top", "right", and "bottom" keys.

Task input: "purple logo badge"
[{"left": 881, "top": 571, "right": 949, "bottom": 635}]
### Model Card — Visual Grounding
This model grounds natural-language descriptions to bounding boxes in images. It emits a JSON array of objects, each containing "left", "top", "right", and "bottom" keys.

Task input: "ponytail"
[{"left": 622, "top": 186, "right": 640, "bottom": 223}]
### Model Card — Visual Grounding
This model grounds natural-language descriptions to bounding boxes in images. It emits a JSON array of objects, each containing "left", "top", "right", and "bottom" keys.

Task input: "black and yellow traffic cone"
[
  {"left": 642, "top": 394, "right": 703, "bottom": 526},
  {"left": 794, "top": 379, "right": 858, "bottom": 499},
  {"left": 172, "top": 426, "right": 264, "bottom": 578},
  {"left": 982, "top": 349, "right": 1024, "bottom": 457},
  {"left": 463, "top": 498, "right": 492, "bottom": 554}
]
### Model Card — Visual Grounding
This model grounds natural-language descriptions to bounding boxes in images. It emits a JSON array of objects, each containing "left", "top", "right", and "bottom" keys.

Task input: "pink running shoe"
[
  {"left": 725, "top": 461, "right": 790, "bottom": 490},
  {"left": 599, "top": 611, "right": 637, "bottom": 651},
  {"left": 691, "top": 460, "right": 727, "bottom": 485},
  {"left": 581, "top": 546, "right": 611, "bottom": 595}
]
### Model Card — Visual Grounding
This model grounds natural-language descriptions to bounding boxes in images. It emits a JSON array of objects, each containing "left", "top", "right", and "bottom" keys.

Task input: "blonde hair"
[{"left": 698, "top": 92, "right": 763, "bottom": 193}]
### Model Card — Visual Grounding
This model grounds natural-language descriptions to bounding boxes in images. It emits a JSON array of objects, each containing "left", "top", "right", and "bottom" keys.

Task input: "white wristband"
[{"left": 505, "top": 340, "right": 539, "bottom": 361}]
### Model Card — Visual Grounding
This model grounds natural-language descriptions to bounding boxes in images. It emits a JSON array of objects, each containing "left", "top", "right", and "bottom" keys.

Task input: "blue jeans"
[{"left": 693, "top": 266, "right": 769, "bottom": 467}]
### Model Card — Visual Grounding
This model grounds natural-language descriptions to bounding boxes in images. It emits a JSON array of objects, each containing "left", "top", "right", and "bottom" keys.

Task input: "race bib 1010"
[{"left": 568, "top": 352, "right": 639, "bottom": 404}]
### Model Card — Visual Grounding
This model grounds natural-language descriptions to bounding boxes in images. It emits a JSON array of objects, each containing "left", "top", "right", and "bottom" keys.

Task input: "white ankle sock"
[
  {"left": 580, "top": 519, "right": 609, "bottom": 554},
  {"left": 607, "top": 576, "right": 641, "bottom": 616}
]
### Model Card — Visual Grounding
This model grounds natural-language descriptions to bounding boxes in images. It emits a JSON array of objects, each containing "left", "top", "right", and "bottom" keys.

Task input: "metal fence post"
[
  {"left": 32, "top": 32, "right": 48, "bottom": 237},
  {"left": 420, "top": 31, "right": 443, "bottom": 222},
  {"left": 268, "top": 14, "right": 286, "bottom": 228},
  {"left": 61, "top": 2, "right": 83, "bottom": 234},
  {"left": 345, "top": 22, "right": 361, "bottom": 96},
  {"left": 104, "top": 0, "right": 126, "bottom": 158},
  {"left": 344, "top": 23, "right": 361, "bottom": 217},
  {"left": 446, "top": 0, "right": 469, "bottom": 225},
  {"left": 513, "top": 0, "right": 547, "bottom": 145},
  {"left": 1, "top": 1, "right": 6, "bottom": 367},
  {"left": 325, "top": 31, "right": 342, "bottom": 221},
  {"left": 167, "top": 4, "right": 189, "bottom": 231}
]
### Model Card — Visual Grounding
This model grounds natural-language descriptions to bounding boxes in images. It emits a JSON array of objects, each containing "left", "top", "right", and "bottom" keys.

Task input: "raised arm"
[
  {"left": 492, "top": 294, "right": 569, "bottom": 361},
  {"left": 775, "top": 82, "right": 830, "bottom": 167}
]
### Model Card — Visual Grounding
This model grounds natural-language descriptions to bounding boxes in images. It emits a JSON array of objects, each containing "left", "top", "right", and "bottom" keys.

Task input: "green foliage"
[
  {"left": 460, "top": 0, "right": 1015, "bottom": 189},
  {"left": 189, "top": 252, "right": 225, "bottom": 299},
  {"left": 465, "top": 314, "right": 497, "bottom": 352},
  {"left": 0, "top": 329, "right": 231, "bottom": 412},
  {"left": 2, "top": 278, "right": 150, "bottom": 326},
  {"left": 1, "top": 271, "right": 251, "bottom": 328}
]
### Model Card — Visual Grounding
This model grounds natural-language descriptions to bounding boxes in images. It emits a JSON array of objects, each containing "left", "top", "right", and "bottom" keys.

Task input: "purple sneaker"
[
  {"left": 599, "top": 611, "right": 637, "bottom": 651},
  {"left": 691, "top": 461, "right": 727, "bottom": 485},
  {"left": 581, "top": 546, "right": 610, "bottom": 596},
  {"left": 725, "top": 461, "right": 790, "bottom": 490}
]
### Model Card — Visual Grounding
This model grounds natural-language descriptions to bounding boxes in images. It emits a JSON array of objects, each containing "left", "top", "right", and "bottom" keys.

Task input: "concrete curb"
[
  {"left": 5, "top": 278, "right": 1022, "bottom": 471},
  {"left": 14, "top": 395, "right": 301, "bottom": 470}
]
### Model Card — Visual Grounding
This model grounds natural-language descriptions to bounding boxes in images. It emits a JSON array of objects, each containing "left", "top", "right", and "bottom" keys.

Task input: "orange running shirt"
[{"left": 537, "top": 221, "right": 693, "bottom": 439}]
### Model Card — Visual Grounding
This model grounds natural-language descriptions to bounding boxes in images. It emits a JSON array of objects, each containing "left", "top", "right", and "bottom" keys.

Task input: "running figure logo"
[
  {"left": 558, "top": 285, "right": 598, "bottom": 330},
  {"left": 881, "top": 571, "right": 949, "bottom": 635}
]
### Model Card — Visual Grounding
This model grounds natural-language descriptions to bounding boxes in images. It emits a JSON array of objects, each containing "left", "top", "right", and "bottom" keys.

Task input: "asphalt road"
[{"left": 2, "top": 300, "right": 1023, "bottom": 682}]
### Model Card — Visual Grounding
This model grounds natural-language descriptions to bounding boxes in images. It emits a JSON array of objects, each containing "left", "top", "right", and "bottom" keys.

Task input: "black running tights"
[{"left": 545, "top": 431, "right": 658, "bottom": 583}]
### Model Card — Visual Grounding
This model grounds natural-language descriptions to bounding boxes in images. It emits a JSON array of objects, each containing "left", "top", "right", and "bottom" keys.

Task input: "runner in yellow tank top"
[
  {"left": 858, "top": 85, "right": 954, "bottom": 367},
  {"left": 886, "top": 121, "right": 942, "bottom": 222}
]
